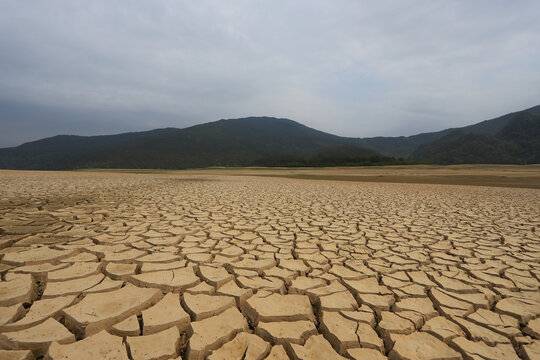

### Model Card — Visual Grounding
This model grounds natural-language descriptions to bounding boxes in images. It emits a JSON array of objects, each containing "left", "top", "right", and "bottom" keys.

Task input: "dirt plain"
[{"left": 0, "top": 167, "right": 539, "bottom": 360}]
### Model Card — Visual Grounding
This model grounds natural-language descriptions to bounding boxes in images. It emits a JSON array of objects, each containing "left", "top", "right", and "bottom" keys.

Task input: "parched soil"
[
  {"left": 0, "top": 170, "right": 538, "bottom": 359},
  {"left": 189, "top": 164, "right": 540, "bottom": 189}
]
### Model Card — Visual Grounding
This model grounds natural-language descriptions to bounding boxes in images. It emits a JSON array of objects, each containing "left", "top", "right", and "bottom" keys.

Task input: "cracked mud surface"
[{"left": 0, "top": 170, "right": 538, "bottom": 359}]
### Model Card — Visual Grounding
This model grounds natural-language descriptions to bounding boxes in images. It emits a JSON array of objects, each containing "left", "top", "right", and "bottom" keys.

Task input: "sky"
[{"left": 1, "top": 1, "right": 539, "bottom": 147}]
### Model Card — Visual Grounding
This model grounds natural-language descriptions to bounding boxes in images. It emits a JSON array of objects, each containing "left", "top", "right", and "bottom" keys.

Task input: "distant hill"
[
  {"left": 1, "top": 105, "right": 539, "bottom": 169},
  {"left": 412, "top": 111, "right": 540, "bottom": 164},
  {"left": 253, "top": 144, "right": 406, "bottom": 167},
  {"left": 0, "top": 117, "right": 386, "bottom": 170},
  {"left": 358, "top": 104, "right": 540, "bottom": 157}
]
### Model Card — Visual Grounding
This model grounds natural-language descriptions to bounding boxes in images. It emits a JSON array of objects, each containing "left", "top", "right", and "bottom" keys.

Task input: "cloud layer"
[{"left": 1, "top": 0, "right": 539, "bottom": 146}]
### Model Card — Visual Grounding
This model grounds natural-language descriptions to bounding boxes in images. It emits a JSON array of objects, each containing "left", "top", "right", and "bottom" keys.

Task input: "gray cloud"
[{"left": 1, "top": 0, "right": 539, "bottom": 147}]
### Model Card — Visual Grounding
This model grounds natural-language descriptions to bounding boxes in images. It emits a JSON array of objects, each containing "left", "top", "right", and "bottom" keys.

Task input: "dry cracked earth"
[{"left": 0, "top": 170, "right": 539, "bottom": 360}]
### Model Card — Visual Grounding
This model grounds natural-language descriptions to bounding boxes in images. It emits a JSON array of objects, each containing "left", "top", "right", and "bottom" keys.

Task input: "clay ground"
[
  {"left": 89, "top": 164, "right": 540, "bottom": 189},
  {"left": 0, "top": 167, "right": 539, "bottom": 359}
]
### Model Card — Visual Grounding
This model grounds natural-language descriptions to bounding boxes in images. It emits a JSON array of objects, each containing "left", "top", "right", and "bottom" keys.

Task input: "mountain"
[
  {"left": 412, "top": 111, "right": 540, "bottom": 164},
  {"left": 358, "top": 104, "right": 540, "bottom": 157},
  {"left": 252, "top": 144, "right": 404, "bottom": 167},
  {"left": 1, "top": 105, "right": 539, "bottom": 170},
  {"left": 0, "top": 117, "right": 383, "bottom": 170}
]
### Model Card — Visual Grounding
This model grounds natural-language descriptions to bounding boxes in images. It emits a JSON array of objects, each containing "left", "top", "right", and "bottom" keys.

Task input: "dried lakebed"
[{"left": 0, "top": 170, "right": 538, "bottom": 360}]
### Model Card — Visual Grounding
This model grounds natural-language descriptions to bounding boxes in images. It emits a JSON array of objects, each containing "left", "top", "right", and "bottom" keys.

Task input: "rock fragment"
[
  {"left": 495, "top": 297, "right": 540, "bottom": 324},
  {"left": 421, "top": 316, "right": 465, "bottom": 343},
  {"left": 142, "top": 293, "right": 190, "bottom": 334},
  {"left": 264, "top": 345, "right": 289, "bottom": 359},
  {"left": 47, "top": 330, "right": 129, "bottom": 360},
  {"left": 129, "top": 267, "right": 200, "bottom": 292},
  {"left": 110, "top": 315, "right": 140, "bottom": 336},
  {"left": 256, "top": 320, "right": 318, "bottom": 346},
  {"left": 42, "top": 274, "right": 105, "bottom": 298},
  {"left": 0, "top": 275, "right": 35, "bottom": 306},
  {"left": 182, "top": 293, "right": 235, "bottom": 321},
  {"left": 62, "top": 284, "right": 162, "bottom": 337},
  {"left": 0, "top": 303, "right": 25, "bottom": 328},
  {"left": 524, "top": 317, "right": 540, "bottom": 338},
  {"left": 104, "top": 263, "right": 137, "bottom": 280},
  {"left": 520, "top": 340, "right": 540, "bottom": 360},
  {"left": 187, "top": 307, "right": 248, "bottom": 360},
  {"left": 389, "top": 332, "right": 461, "bottom": 360},
  {"left": 198, "top": 265, "right": 233, "bottom": 287},
  {"left": 0, "top": 318, "right": 75, "bottom": 357},
  {"left": 47, "top": 262, "right": 101, "bottom": 282},
  {"left": 290, "top": 334, "right": 348, "bottom": 360},
  {"left": 126, "top": 326, "right": 180, "bottom": 360},
  {"left": 0, "top": 350, "right": 35, "bottom": 360},
  {"left": 207, "top": 332, "right": 271, "bottom": 360},
  {"left": 2, "top": 295, "right": 76, "bottom": 331},
  {"left": 451, "top": 336, "right": 519, "bottom": 360},
  {"left": 243, "top": 293, "right": 314, "bottom": 326}
]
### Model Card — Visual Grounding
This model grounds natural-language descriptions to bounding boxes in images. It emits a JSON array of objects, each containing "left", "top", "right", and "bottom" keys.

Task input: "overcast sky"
[{"left": 1, "top": 1, "right": 539, "bottom": 147}]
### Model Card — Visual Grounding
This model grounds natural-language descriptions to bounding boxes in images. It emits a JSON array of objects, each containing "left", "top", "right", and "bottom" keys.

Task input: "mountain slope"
[
  {"left": 252, "top": 144, "right": 402, "bottom": 167},
  {"left": 0, "top": 117, "right": 373, "bottom": 170},
  {"left": 1, "top": 105, "right": 539, "bottom": 169},
  {"left": 412, "top": 111, "right": 540, "bottom": 164},
  {"left": 359, "top": 105, "right": 540, "bottom": 157}
]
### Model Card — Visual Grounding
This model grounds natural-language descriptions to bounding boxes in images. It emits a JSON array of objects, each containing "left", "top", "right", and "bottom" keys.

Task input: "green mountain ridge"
[
  {"left": 358, "top": 104, "right": 540, "bottom": 157},
  {"left": 0, "top": 117, "right": 376, "bottom": 169},
  {"left": 0, "top": 105, "right": 539, "bottom": 169},
  {"left": 412, "top": 111, "right": 540, "bottom": 164}
]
